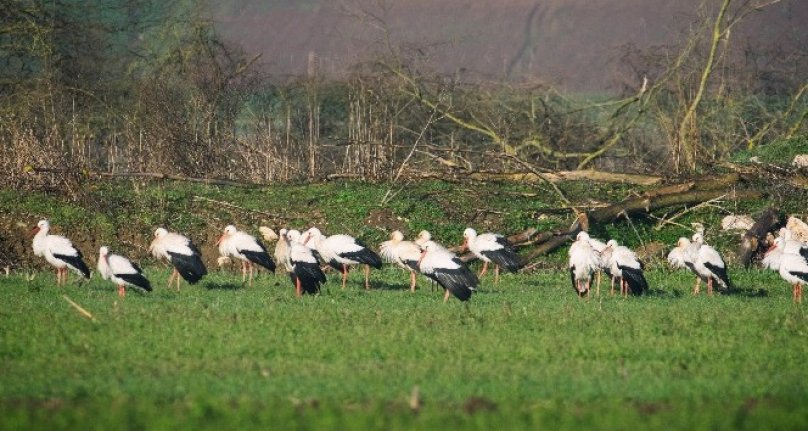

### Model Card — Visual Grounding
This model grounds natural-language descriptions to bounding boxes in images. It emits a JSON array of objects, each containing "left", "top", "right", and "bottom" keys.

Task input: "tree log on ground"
[{"left": 737, "top": 208, "right": 784, "bottom": 268}]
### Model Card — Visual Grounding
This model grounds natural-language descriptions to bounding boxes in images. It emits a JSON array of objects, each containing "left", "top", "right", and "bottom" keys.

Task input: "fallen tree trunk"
[{"left": 738, "top": 208, "right": 784, "bottom": 268}]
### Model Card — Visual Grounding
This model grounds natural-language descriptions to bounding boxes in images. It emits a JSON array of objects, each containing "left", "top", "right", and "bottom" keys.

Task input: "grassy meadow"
[{"left": 1, "top": 265, "right": 807, "bottom": 430}]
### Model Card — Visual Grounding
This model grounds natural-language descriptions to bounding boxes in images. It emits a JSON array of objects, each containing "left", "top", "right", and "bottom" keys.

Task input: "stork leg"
[
  {"left": 175, "top": 270, "right": 182, "bottom": 291},
  {"left": 167, "top": 269, "right": 177, "bottom": 288},
  {"left": 55, "top": 268, "right": 61, "bottom": 286},
  {"left": 693, "top": 278, "right": 701, "bottom": 295},
  {"left": 494, "top": 265, "right": 500, "bottom": 284},
  {"left": 586, "top": 280, "right": 591, "bottom": 300},
  {"left": 410, "top": 272, "right": 417, "bottom": 292},
  {"left": 707, "top": 278, "right": 713, "bottom": 296},
  {"left": 610, "top": 276, "right": 615, "bottom": 296},
  {"left": 341, "top": 265, "right": 348, "bottom": 290},
  {"left": 241, "top": 261, "right": 247, "bottom": 283},
  {"left": 443, "top": 289, "right": 451, "bottom": 303},
  {"left": 596, "top": 271, "right": 601, "bottom": 297},
  {"left": 479, "top": 261, "right": 489, "bottom": 278},
  {"left": 364, "top": 264, "right": 371, "bottom": 290},
  {"left": 63, "top": 268, "right": 69, "bottom": 285},
  {"left": 248, "top": 262, "right": 254, "bottom": 287},
  {"left": 295, "top": 277, "right": 302, "bottom": 298},
  {"left": 118, "top": 285, "right": 126, "bottom": 297}
]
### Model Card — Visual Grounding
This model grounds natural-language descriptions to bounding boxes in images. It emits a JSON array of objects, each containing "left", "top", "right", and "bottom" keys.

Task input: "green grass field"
[{"left": 2, "top": 266, "right": 807, "bottom": 430}]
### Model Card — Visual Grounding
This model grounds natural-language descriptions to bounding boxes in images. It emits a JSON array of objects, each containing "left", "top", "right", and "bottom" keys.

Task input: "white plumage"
[
  {"left": 282, "top": 229, "right": 326, "bottom": 296},
  {"left": 97, "top": 246, "right": 151, "bottom": 297},
  {"left": 217, "top": 225, "right": 276, "bottom": 287},
  {"left": 379, "top": 230, "right": 423, "bottom": 291},
  {"left": 31, "top": 219, "right": 90, "bottom": 285},
  {"left": 604, "top": 239, "right": 648, "bottom": 296},
  {"left": 303, "top": 227, "right": 382, "bottom": 290},
  {"left": 149, "top": 227, "right": 207, "bottom": 290},
  {"left": 568, "top": 232, "right": 600, "bottom": 297},
  {"left": 417, "top": 240, "right": 477, "bottom": 302},
  {"left": 667, "top": 237, "right": 694, "bottom": 270},
  {"left": 778, "top": 240, "right": 808, "bottom": 303},
  {"left": 462, "top": 227, "right": 522, "bottom": 283},
  {"left": 690, "top": 232, "right": 732, "bottom": 295}
]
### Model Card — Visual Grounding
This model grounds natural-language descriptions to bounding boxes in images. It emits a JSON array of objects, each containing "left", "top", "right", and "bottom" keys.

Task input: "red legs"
[
  {"left": 443, "top": 289, "right": 450, "bottom": 303},
  {"left": 620, "top": 279, "right": 628, "bottom": 297},
  {"left": 240, "top": 261, "right": 247, "bottom": 283},
  {"left": 794, "top": 283, "right": 803, "bottom": 304},
  {"left": 586, "top": 280, "right": 591, "bottom": 300},
  {"left": 693, "top": 278, "right": 701, "bottom": 295},
  {"left": 707, "top": 277, "right": 714, "bottom": 296},
  {"left": 247, "top": 262, "right": 255, "bottom": 288},
  {"left": 295, "top": 277, "right": 302, "bottom": 298},
  {"left": 341, "top": 265, "right": 349, "bottom": 289},
  {"left": 494, "top": 265, "right": 500, "bottom": 284},
  {"left": 167, "top": 269, "right": 181, "bottom": 291},
  {"left": 118, "top": 285, "right": 126, "bottom": 297},
  {"left": 364, "top": 264, "right": 371, "bottom": 290},
  {"left": 479, "top": 261, "right": 489, "bottom": 278},
  {"left": 409, "top": 272, "right": 417, "bottom": 292}
]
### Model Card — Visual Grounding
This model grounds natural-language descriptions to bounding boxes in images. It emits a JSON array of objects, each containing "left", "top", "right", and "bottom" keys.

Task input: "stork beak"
[
  {"left": 303, "top": 234, "right": 310, "bottom": 245},
  {"left": 417, "top": 249, "right": 427, "bottom": 266},
  {"left": 460, "top": 238, "right": 468, "bottom": 251},
  {"left": 766, "top": 244, "right": 777, "bottom": 253},
  {"left": 29, "top": 226, "right": 40, "bottom": 238},
  {"left": 215, "top": 234, "right": 225, "bottom": 246}
]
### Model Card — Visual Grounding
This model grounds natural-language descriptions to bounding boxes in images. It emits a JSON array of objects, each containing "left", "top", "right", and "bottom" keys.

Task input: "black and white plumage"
[
  {"left": 462, "top": 227, "right": 522, "bottom": 283},
  {"left": 217, "top": 225, "right": 276, "bottom": 287},
  {"left": 283, "top": 230, "right": 326, "bottom": 296},
  {"left": 691, "top": 232, "right": 732, "bottom": 295},
  {"left": 604, "top": 240, "right": 648, "bottom": 296},
  {"left": 417, "top": 240, "right": 478, "bottom": 302},
  {"left": 777, "top": 240, "right": 808, "bottom": 303},
  {"left": 568, "top": 232, "right": 599, "bottom": 297},
  {"left": 31, "top": 219, "right": 90, "bottom": 285},
  {"left": 97, "top": 246, "right": 151, "bottom": 297},
  {"left": 149, "top": 228, "right": 207, "bottom": 290},
  {"left": 379, "top": 230, "right": 423, "bottom": 291},
  {"left": 303, "top": 227, "right": 383, "bottom": 290}
]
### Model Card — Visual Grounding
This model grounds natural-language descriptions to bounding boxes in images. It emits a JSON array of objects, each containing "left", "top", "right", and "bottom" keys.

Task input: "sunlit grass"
[{"left": 1, "top": 266, "right": 806, "bottom": 430}]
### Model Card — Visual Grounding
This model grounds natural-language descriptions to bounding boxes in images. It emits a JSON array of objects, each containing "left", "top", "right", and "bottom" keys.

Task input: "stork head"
[
  {"left": 31, "top": 219, "right": 49, "bottom": 236},
  {"left": 691, "top": 231, "right": 704, "bottom": 244},
  {"left": 99, "top": 246, "right": 110, "bottom": 257},
  {"left": 461, "top": 227, "right": 477, "bottom": 250},
  {"left": 676, "top": 237, "right": 690, "bottom": 248},
  {"left": 416, "top": 230, "right": 431, "bottom": 245},
  {"left": 154, "top": 228, "right": 168, "bottom": 238},
  {"left": 767, "top": 236, "right": 785, "bottom": 253},
  {"left": 417, "top": 240, "right": 437, "bottom": 265},
  {"left": 390, "top": 230, "right": 404, "bottom": 242},
  {"left": 576, "top": 231, "right": 590, "bottom": 241},
  {"left": 302, "top": 227, "right": 322, "bottom": 246},
  {"left": 287, "top": 229, "right": 302, "bottom": 244},
  {"left": 605, "top": 239, "right": 618, "bottom": 250},
  {"left": 217, "top": 225, "right": 237, "bottom": 245}
]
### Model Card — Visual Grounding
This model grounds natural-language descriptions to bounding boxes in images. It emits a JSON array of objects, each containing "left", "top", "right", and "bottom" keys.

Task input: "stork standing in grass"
[
  {"left": 97, "top": 246, "right": 152, "bottom": 297},
  {"left": 777, "top": 239, "right": 808, "bottom": 303},
  {"left": 216, "top": 225, "right": 276, "bottom": 287},
  {"left": 568, "top": 232, "right": 600, "bottom": 298},
  {"left": 690, "top": 231, "right": 732, "bottom": 295},
  {"left": 259, "top": 226, "right": 287, "bottom": 274},
  {"left": 149, "top": 228, "right": 207, "bottom": 290},
  {"left": 604, "top": 239, "right": 648, "bottom": 296},
  {"left": 380, "top": 230, "right": 423, "bottom": 292},
  {"left": 302, "top": 227, "right": 383, "bottom": 290},
  {"left": 417, "top": 240, "right": 478, "bottom": 302},
  {"left": 31, "top": 219, "right": 90, "bottom": 285},
  {"left": 282, "top": 229, "right": 326, "bottom": 296},
  {"left": 460, "top": 227, "right": 522, "bottom": 283}
]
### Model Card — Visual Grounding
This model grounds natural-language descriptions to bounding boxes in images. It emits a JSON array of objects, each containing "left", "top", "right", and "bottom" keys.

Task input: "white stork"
[
  {"left": 282, "top": 230, "right": 326, "bottom": 297},
  {"left": 417, "top": 240, "right": 478, "bottom": 302},
  {"left": 762, "top": 235, "right": 785, "bottom": 271},
  {"left": 778, "top": 239, "right": 808, "bottom": 303},
  {"left": 691, "top": 232, "right": 732, "bottom": 295},
  {"left": 302, "top": 227, "right": 383, "bottom": 290},
  {"left": 460, "top": 227, "right": 522, "bottom": 283},
  {"left": 97, "top": 246, "right": 152, "bottom": 297},
  {"left": 568, "top": 232, "right": 600, "bottom": 298},
  {"left": 604, "top": 240, "right": 648, "bottom": 296},
  {"left": 379, "top": 230, "right": 423, "bottom": 292},
  {"left": 216, "top": 225, "right": 276, "bottom": 287},
  {"left": 149, "top": 228, "right": 207, "bottom": 290},
  {"left": 415, "top": 230, "right": 432, "bottom": 247},
  {"left": 584, "top": 234, "right": 612, "bottom": 295},
  {"left": 31, "top": 219, "right": 90, "bottom": 285}
]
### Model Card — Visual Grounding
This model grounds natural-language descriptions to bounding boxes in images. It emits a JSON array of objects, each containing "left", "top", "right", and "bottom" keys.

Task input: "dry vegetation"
[{"left": 1, "top": 0, "right": 806, "bottom": 195}]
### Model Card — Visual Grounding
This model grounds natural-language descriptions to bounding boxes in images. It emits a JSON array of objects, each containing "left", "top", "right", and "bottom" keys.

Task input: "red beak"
[
  {"left": 766, "top": 244, "right": 777, "bottom": 253},
  {"left": 417, "top": 249, "right": 427, "bottom": 266},
  {"left": 29, "top": 226, "right": 40, "bottom": 238},
  {"left": 215, "top": 234, "right": 225, "bottom": 246},
  {"left": 460, "top": 238, "right": 468, "bottom": 251},
  {"left": 303, "top": 234, "right": 310, "bottom": 245}
]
